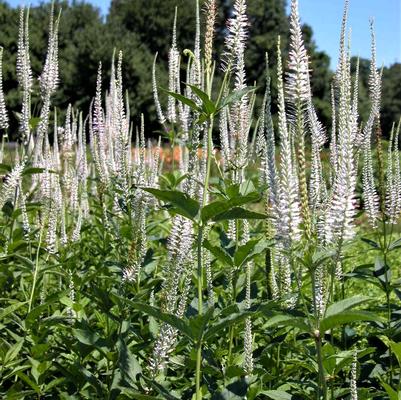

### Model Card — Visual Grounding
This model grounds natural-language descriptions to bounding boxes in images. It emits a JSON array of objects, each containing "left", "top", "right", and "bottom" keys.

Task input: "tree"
[
  {"left": 0, "top": 0, "right": 107, "bottom": 138},
  {"left": 381, "top": 63, "right": 401, "bottom": 136}
]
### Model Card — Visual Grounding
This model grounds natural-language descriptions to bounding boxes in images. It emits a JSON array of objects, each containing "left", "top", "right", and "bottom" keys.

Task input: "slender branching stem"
[{"left": 28, "top": 227, "right": 44, "bottom": 313}]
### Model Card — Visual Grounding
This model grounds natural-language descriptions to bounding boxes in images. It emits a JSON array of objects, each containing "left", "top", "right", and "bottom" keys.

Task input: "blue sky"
[
  {"left": 5, "top": 0, "right": 401, "bottom": 69},
  {"left": 289, "top": 0, "right": 401, "bottom": 68}
]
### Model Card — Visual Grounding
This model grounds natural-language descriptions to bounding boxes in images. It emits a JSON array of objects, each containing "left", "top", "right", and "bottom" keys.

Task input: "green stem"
[
  {"left": 202, "top": 116, "right": 214, "bottom": 208},
  {"left": 312, "top": 269, "right": 326, "bottom": 400},
  {"left": 227, "top": 324, "right": 234, "bottom": 365},
  {"left": 28, "top": 227, "right": 44, "bottom": 313},
  {"left": 315, "top": 335, "right": 327, "bottom": 400},
  {"left": 195, "top": 64, "right": 219, "bottom": 400},
  {"left": 196, "top": 224, "right": 204, "bottom": 399},
  {"left": 381, "top": 219, "right": 393, "bottom": 384},
  {"left": 197, "top": 225, "right": 204, "bottom": 316},
  {"left": 195, "top": 341, "right": 202, "bottom": 400}
]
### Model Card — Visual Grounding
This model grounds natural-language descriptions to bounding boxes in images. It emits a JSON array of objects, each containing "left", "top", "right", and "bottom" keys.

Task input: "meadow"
[{"left": 0, "top": 0, "right": 401, "bottom": 399}]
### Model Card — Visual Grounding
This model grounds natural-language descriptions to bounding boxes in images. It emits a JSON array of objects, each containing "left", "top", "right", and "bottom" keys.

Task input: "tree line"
[{"left": 0, "top": 0, "right": 399, "bottom": 140}]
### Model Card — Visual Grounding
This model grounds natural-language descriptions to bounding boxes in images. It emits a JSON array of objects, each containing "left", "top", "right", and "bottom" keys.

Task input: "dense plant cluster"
[{"left": 0, "top": 1, "right": 400, "bottom": 399}]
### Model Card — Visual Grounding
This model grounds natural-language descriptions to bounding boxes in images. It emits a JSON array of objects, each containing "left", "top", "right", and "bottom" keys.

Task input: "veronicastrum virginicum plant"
[
  {"left": 0, "top": 0, "right": 401, "bottom": 399},
  {"left": 150, "top": 0, "right": 398, "bottom": 398}
]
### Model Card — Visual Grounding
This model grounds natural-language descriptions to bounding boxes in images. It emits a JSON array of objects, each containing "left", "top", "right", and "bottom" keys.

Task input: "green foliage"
[{"left": 0, "top": 0, "right": 400, "bottom": 399}]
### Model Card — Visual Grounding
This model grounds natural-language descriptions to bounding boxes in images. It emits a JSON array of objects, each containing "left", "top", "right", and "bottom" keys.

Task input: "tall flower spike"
[
  {"left": 19, "top": 188, "right": 30, "bottom": 240},
  {"left": 394, "top": 120, "right": 401, "bottom": 219},
  {"left": 335, "top": 0, "right": 349, "bottom": 88},
  {"left": 386, "top": 125, "right": 397, "bottom": 222},
  {"left": 0, "top": 161, "right": 25, "bottom": 210},
  {"left": 17, "top": 7, "right": 33, "bottom": 145},
  {"left": 40, "top": 3, "right": 59, "bottom": 97},
  {"left": 258, "top": 53, "right": 277, "bottom": 204},
  {"left": 34, "top": 5, "right": 60, "bottom": 164},
  {"left": 152, "top": 53, "right": 166, "bottom": 125},
  {"left": 167, "top": 8, "right": 179, "bottom": 123},
  {"left": 352, "top": 57, "right": 359, "bottom": 117},
  {"left": 323, "top": 11, "right": 357, "bottom": 245},
  {"left": 286, "top": 0, "right": 310, "bottom": 106},
  {"left": 368, "top": 20, "right": 381, "bottom": 115},
  {"left": 362, "top": 21, "right": 381, "bottom": 226},
  {"left": 115, "top": 51, "right": 129, "bottom": 189},
  {"left": 0, "top": 47, "right": 8, "bottom": 130},
  {"left": 276, "top": 36, "right": 301, "bottom": 243},
  {"left": 276, "top": 45, "right": 300, "bottom": 303},
  {"left": 223, "top": 0, "right": 248, "bottom": 74},
  {"left": 190, "top": 0, "right": 201, "bottom": 88},
  {"left": 92, "top": 62, "right": 108, "bottom": 185},
  {"left": 203, "top": 0, "right": 216, "bottom": 74},
  {"left": 286, "top": 0, "right": 311, "bottom": 235},
  {"left": 329, "top": 83, "right": 338, "bottom": 182},
  {"left": 224, "top": 0, "right": 250, "bottom": 180},
  {"left": 308, "top": 74, "right": 327, "bottom": 211}
]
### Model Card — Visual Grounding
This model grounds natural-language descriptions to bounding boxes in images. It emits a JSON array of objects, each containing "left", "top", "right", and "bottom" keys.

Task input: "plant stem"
[
  {"left": 202, "top": 116, "right": 214, "bottom": 208},
  {"left": 197, "top": 225, "right": 204, "bottom": 316},
  {"left": 195, "top": 64, "right": 217, "bottom": 400},
  {"left": 195, "top": 341, "right": 202, "bottom": 400},
  {"left": 28, "top": 227, "right": 44, "bottom": 313},
  {"left": 312, "top": 269, "right": 326, "bottom": 400},
  {"left": 315, "top": 334, "right": 327, "bottom": 400},
  {"left": 381, "top": 218, "right": 393, "bottom": 384},
  {"left": 195, "top": 224, "right": 204, "bottom": 400}
]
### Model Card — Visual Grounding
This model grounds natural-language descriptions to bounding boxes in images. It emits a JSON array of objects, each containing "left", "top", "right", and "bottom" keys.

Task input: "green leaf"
[
  {"left": 160, "top": 87, "right": 201, "bottom": 113},
  {"left": 361, "top": 237, "right": 379, "bottom": 249},
  {"left": 78, "top": 365, "right": 105, "bottom": 396},
  {"left": 203, "top": 239, "right": 233, "bottom": 266},
  {"left": 234, "top": 239, "right": 268, "bottom": 267},
  {"left": 218, "top": 377, "right": 248, "bottom": 399},
  {"left": 29, "top": 117, "right": 41, "bottom": 130},
  {"left": 25, "top": 292, "right": 65, "bottom": 328},
  {"left": 122, "top": 299, "right": 194, "bottom": 341},
  {"left": 319, "top": 311, "right": 382, "bottom": 333},
  {"left": 389, "top": 237, "right": 401, "bottom": 251},
  {"left": 0, "top": 301, "right": 27, "bottom": 321},
  {"left": 187, "top": 84, "right": 216, "bottom": 115},
  {"left": 188, "top": 307, "right": 215, "bottom": 342},
  {"left": 325, "top": 295, "right": 372, "bottom": 318},
  {"left": 389, "top": 341, "right": 401, "bottom": 368},
  {"left": 4, "top": 339, "right": 24, "bottom": 365},
  {"left": 119, "top": 391, "right": 160, "bottom": 400},
  {"left": 141, "top": 375, "right": 181, "bottom": 400},
  {"left": 201, "top": 191, "right": 260, "bottom": 222},
  {"left": 374, "top": 256, "right": 391, "bottom": 288},
  {"left": 213, "top": 207, "right": 267, "bottom": 221},
  {"left": 262, "top": 313, "right": 310, "bottom": 332},
  {"left": 197, "top": 113, "right": 209, "bottom": 124},
  {"left": 16, "top": 371, "right": 41, "bottom": 394},
  {"left": 259, "top": 390, "right": 292, "bottom": 400},
  {"left": 117, "top": 338, "right": 142, "bottom": 387},
  {"left": 11, "top": 252, "right": 35, "bottom": 268},
  {"left": 73, "top": 329, "right": 101, "bottom": 346},
  {"left": 381, "top": 381, "right": 398, "bottom": 400},
  {"left": 2, "top": 200, "right": 14, "bottom": 217},
  {"left": 142, "top": 188, "right": 200, "bottom": 221},
  {"left": 218, "top": 87, "right": 258, "bottom": 110},
  {"left": 0, "top": 162, "right": 12, "bottom": 172},
  {"left": 22, "top": 167, "right": 47, "bottom": 176},
  {"left": 204, "top": 308, "right": 253, "bottom": 341}
]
